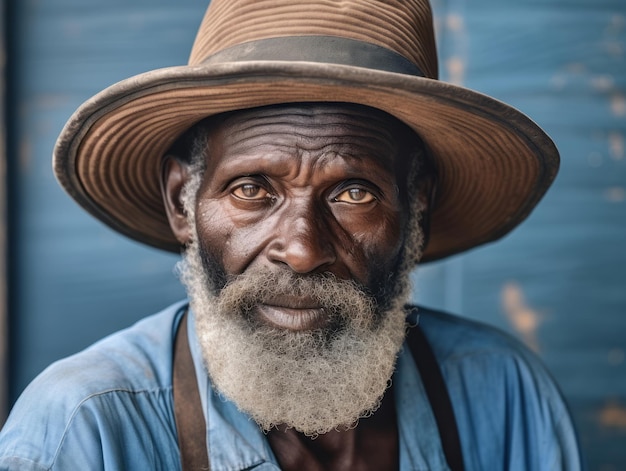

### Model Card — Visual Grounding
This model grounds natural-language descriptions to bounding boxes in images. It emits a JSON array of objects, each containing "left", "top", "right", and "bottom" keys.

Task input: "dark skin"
[{"left": 162, "top": 104, "right": 430, "bottom": 470}]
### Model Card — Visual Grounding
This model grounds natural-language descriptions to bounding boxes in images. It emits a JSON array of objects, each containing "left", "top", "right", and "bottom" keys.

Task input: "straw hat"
[{"left": 53, "top": 0, "right": 559, "bottom": 262}]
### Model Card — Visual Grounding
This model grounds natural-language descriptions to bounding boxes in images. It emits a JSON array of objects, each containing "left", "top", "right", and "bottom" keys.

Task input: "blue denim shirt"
[{"left": 0, "top": 301, "right": 581, "bottom": 470}]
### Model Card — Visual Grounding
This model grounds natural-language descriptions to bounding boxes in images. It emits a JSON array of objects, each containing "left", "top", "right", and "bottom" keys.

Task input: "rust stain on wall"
[
  {"left": 501, "top": 282, "right": 542, "bottom": 352},
  {"left": 442, "top": 11, "right": 466, "bottom": 86},
  {"left": 445, "top": 13, "right": 464, "bottom": 32},
  {"left": 599, "top": 400, "right": 626, "bottom": 429},
  {"left": 609, "top": 131, "right": 624, "bottom": 159},
  {"left": 445, "top": 56, "right": 465, "bottom": 86},
  {"left": 604, "top": 186, "right": 625, "bottom": 202},
  {"left": 591, "top": 75, "right": 615, "bottom": 92},
  {"left": 610, "top": 93, "right": 625, "bottom": 117}
]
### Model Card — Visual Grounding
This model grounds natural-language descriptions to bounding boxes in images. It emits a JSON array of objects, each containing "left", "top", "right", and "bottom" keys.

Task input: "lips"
[{"left": 255, "top": 297, "right": 329, "bottom": 331}]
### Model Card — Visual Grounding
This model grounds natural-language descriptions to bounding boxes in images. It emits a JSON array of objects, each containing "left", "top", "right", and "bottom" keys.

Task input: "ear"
[{"left": 161, "top": 155, "right": 194, "bottom": 245}]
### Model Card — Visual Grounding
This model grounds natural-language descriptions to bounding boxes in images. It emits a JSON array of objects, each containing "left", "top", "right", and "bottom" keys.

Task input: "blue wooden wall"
[{"left": 6, "top": 0, "right": 626, "bottom": 469}]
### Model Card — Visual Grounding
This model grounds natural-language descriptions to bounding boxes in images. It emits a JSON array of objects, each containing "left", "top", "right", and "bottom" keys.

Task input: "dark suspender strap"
[
  {"left": 173, "top": 311, "right": 210, "bottom": 471},
  {"left": 407, "top": 322, "right": 465, "bottom": 471}
]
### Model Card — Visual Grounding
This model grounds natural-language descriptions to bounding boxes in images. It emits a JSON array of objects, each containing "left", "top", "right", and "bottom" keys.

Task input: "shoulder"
[
  {"left": 27, "top": 299, "right": 187, "bottom": 397},
  {"left": 412, "top": 304, "right": 560, "bottom": 403},
  {"left": 414, "top": 305, "right": 539, "bottom": 362},
  {"left": 409, "top": 305, "right": 582, "bottom": 470},
  {"left": 0, "top": 300, "right": 188, "bottom": 470}
]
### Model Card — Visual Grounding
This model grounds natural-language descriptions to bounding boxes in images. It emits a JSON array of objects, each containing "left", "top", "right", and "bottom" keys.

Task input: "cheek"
[
  {"left": 353, "top": 212, "right": 408, "bottom": 307},
  {"left": 195, "top": 199, "right": 271, "bottom": 276},
  {"left": 363, "top": 212, "right": 405, "bottom": 267},
  {"left": 335, "top": 207, "right": 405, "bottom": 281}
]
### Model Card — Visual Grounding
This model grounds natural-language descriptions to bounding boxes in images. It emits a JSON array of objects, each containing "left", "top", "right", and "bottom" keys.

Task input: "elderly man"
[{"left": 0, "top": 0, "right": 581, "bottom": 470}]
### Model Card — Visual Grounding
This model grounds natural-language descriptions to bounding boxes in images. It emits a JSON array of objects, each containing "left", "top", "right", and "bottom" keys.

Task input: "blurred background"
[{"left": 1, "top": 0, "right": 624, "bottom": 469}]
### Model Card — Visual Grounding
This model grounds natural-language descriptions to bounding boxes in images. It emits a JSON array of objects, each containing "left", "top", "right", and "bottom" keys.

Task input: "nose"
[{"left": 266, "top": 204, "right": 337, "bottom": 274}]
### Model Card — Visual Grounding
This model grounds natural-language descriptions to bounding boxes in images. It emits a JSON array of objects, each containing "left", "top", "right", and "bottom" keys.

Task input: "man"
[{"left": 0, "top": 0, "right": 581, "bottom": 470}]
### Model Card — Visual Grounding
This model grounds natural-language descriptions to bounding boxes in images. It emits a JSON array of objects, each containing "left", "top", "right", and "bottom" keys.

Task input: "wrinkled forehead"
[
  {"left": 213, "top": 104, "right": 409, "bottom": 169},
  {"left": 211, "top": 102, "right": 403, "bottom": 141},
  {"left": 170, "top": 102, "right": 424, "bottom": 171}
]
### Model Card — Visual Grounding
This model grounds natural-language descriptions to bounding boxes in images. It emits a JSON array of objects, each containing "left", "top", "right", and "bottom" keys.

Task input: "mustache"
[
  {"left": 215, "top": 267, "right": 379, "bottom": 329},
  {"left": 198, "top": 236, "right": 404, "bottom": 314}
]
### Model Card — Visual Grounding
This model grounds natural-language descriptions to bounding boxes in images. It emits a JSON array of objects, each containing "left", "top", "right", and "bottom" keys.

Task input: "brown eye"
[
  {"left": 335, "top": 187, "right": 376, "bottom": 204},
  {"left": 232, "top": 183, "right": 269, "bottom": 200}
]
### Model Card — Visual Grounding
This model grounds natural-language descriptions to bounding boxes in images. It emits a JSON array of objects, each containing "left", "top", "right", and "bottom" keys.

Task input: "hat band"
[{"left": 201, "top": 36, "right": 425, "bottom": 77}]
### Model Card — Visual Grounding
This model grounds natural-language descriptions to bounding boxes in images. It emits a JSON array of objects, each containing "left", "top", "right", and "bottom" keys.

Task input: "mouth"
[{"left": 255, "top": 297, "right": 330, "bottom": 331}]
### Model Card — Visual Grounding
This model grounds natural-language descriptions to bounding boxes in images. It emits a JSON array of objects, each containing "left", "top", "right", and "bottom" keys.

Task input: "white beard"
[{"left": 177, "top": 237, "right": 412, "bottom": 436}]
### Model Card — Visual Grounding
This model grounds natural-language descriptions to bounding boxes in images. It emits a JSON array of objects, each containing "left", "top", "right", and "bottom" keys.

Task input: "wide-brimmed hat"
[{"left": 53, "top": 0, "right": 559, "bottom": 263}]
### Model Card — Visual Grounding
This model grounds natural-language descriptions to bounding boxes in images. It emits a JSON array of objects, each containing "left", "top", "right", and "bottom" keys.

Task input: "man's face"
[
  {"left": 193, "top": 104, "right": 409, "bottom": 318},
  {"left": 165, "top": 103, "right": 423, "bottom": 436}
]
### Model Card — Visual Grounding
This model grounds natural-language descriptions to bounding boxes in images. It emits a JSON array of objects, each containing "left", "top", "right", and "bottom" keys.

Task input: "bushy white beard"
[{"left": 177, "top": 236, "right": 413, "bottom": 436}]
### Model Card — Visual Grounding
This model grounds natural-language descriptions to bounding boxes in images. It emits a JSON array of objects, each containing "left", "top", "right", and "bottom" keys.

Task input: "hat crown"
[{"left": 189, "top": 0, "right": 438, "bottom": 79}]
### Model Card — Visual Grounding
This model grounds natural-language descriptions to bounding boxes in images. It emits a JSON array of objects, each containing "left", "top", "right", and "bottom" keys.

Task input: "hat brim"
[{"left": 53, "top": 61, "right": 559, "bottom": 263}]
